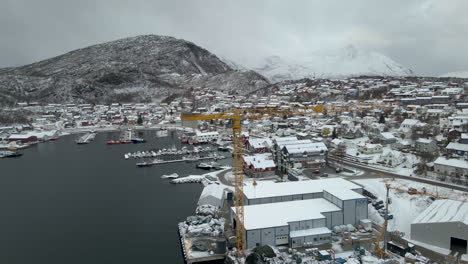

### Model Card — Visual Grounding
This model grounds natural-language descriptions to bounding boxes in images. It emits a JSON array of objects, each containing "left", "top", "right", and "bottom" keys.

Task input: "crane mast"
[{"left": 232, "top": 117, "right": 246, "bottom": 254}]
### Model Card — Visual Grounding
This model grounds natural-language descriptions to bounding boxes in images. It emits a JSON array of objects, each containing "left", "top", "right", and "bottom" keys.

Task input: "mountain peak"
[
  {"left": 245, "top": 45, "right": 413, "bottom": 82},
  {"left": 0, "top": 35, "right": 269, "bottom": 105}
]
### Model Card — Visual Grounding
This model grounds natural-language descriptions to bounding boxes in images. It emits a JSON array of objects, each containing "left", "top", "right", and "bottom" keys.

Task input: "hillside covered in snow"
[
  {"left": 0, "top": 35, "right": 269, "bottom": 106},
  {"left": 439, "top": 71, "right": 468, "bottom": 78},
  {"left": 247, "top": 45, "right": 413, "bottom": 83}
]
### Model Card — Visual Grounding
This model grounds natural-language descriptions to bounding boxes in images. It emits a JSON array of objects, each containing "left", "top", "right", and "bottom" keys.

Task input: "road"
[{"left": 329, "top": 155, "right": 468, "bottom": 192}]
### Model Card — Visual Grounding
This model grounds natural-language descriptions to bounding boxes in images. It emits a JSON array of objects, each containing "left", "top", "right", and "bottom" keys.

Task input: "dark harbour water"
[{"left": 0, "top": 130, "right": 207, "bottom": 264}]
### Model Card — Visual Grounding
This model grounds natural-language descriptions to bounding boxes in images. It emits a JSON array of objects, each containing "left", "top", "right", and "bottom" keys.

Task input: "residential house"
[
  {"left": 400, "top": 119, "right": 420, "bottom": 131},
  {"left": 362, "top": 116, "right": 377, "bottom": 126},
  {"left": 243, "top": 154, "right": 276, "bottom": 178},
  {"left": 358, "top": 143, "right": 382, "bottom": 154},
  {"left": 446, "top": 142, "right": 468, "bottom": 158},
  {"left": 378, "top": 132, "right": 397, "bottom": 145},
  {"left": 280, "top": 142, "right": 328, "bottom": 172},
  {"left": 459, "top": 133, "right": 468, "bottom": 144},
  {"left": 245, "top": 137, "right": 273, "bottom": 153},
  {"left": 432, "top": 157, "right": 468, "bottom": 184},
  {"left": 378, "top": 149, "right": 405, "bottom": 168},
  {"left": 394, "top": 140, "right": 412, "bottom": 151},
  {"left": 415, "top": 138, "right": 438, "bottom": 153}
]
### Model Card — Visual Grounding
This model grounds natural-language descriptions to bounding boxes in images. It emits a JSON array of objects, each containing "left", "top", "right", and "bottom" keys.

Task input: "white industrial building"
[
  {"left": 197, "top": 184, "right": 225, "bottom": 209},
  {"left": 411, "top": 199, "right": 468, "bottom": 254},
  {"left": 231, "top": 178, "right": 368, "bottom": 249},
  {"left": 194, "top": 131, "right": 219, "bottom": 143}
]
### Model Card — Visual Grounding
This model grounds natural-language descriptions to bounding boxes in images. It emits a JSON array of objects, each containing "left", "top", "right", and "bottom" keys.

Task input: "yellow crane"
[
  {"left": 181, "top": 106, "right": 324, "bottom": 255},
  {"left": 181, "top": 103, "right": 391, "bottom": 255}
]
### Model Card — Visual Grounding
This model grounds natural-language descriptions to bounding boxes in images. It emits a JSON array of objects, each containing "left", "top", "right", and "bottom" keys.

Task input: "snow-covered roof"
[
  {"left": 243, "top": 178, "right": 362, "bottom": 200},
  {"left": 276, "top": 139, "right": 312, "bottom": 148},
  {"left": 412, "top": 199, "right": 468, "bottom": 225},
  {"left": 237, "top": 198, "right": 341, "bottom": 230},
  {"left": 290, "top": 227, "right": 331, "bottom": 238},
  {"left": 273, "top": 136, "right": 298, "bottom": 143},
  {"left": 446, "top": 142, "right": 468, "bottom": 152},
  {"left": 401, "top": 119, "right": 420, "bottom": 126},
  {"left": 434, "top": 157, "right": 468, "bottom": 169},
  {"left": 243, "top": 154, "right": 276, "bottom": 169},
  {"left": 195, "top": 131, "right": 219, "bottom": 136},
  {"left": 284, "top": 142, "right": 328, "bottom": 154},
  {"left": 247, "top": 137, "right": 273, "bottom": 149},
  {"left": 198, "top": 184, "right": 225, "bottom": 207},
  {"left": 380, "top": 132, "right": 396, "bottom": 140},
  {"left": 331, "top": 138, "right": 343, "bottom": 145},
  {"left": 380, "top": 149, "right": 403, "bottom": 159},
  {"left": 416, "top": 138, "right": 433, "bottom": 144},
  {"left": 326, "top": 188, "right": 366, "bottom": 200}
]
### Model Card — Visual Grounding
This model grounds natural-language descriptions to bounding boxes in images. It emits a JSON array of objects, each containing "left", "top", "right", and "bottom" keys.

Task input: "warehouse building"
[
  {"left": 411, "top": 199, "right": 468, "bottom": 254},
  {"left": 232, "top": 178, "right": 368, "bottom": 249},
  {"left": 242, "top": 178, "right": 363, "bottom": 206},
  {"left": 197, "top": 184, "right": 225, "bottom": 209}
]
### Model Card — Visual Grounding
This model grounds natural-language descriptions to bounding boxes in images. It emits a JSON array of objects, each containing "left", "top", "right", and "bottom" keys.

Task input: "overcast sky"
[{"left": 1, "top": 0, "right": 467, "bottom": 76}]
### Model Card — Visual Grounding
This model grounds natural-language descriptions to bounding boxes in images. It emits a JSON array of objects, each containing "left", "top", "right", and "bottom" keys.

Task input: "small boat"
[
  {"left": 136, "top": 162, "right": 153, "bottom": 167},
  {"left": 217, "top": 145, "right": 230, "bottom": 152},
  {"left": 131, "top": 138, "right": 146, "bottom": 144},
  {"left": 196, "top": 162, "right": 213, "bottom": 170},
  {"left": 106, "top": 140, "right": 122, "bottom": 145},
  {"left": 197, "top": 161, "right": 220, "bottom": 170},
  {"left": 49, "top": 137, "right": 60, "bottom": 141},
  {"left": 0, "top": 151, "right": 23, "bottom": 158},
  {"left": 161, "top": 173, "right": 179, "bottom": 179}
]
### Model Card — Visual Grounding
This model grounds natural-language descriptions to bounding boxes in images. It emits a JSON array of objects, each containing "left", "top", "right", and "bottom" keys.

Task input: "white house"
[
  {"left": 400, "top": 119, "right": 420, "bottom": 131},
  {"left": 378, "top": 149, "right": 405, "bottom": 168},
  {"left": 362, "top": 116, "right": 377, "bottom": 126},
  {"left": 243, "top": 154, "right": 276, "bottom": 178},
  {"left": 358, "top": 143, "right": 382, "bottom": 154}
]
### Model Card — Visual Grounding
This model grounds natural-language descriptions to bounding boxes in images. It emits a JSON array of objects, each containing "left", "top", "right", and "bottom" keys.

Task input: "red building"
[{"left": 8, "top": 134, "right": 38, "bottom": 143}]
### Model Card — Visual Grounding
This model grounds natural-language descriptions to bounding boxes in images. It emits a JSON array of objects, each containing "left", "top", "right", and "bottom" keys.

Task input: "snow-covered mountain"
[
  {"left": 439, "top": 71, "right": 468, "bottom": 78},
  {"left": 246, "top": 45, "right": 413, "bottom": 82},
  {"left": 0, "top": 35, "right": 269, "bottom": 105}
]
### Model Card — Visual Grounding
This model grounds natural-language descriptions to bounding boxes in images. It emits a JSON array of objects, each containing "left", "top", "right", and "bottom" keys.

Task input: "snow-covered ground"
[
  {"left": 353, "top": 178, "right": 468, "bottom": 238},
  {"left": 170, "top": 168, "right": 232, "bottom": 187}
]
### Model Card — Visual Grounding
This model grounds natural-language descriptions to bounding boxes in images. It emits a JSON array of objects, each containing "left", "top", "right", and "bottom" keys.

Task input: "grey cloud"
[{"left": 0, "top": 0, "right": 467, "bottom": 76}]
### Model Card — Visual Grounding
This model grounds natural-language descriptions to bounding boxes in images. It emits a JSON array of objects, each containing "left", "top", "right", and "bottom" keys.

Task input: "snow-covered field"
[{"left": 353, "top": 178, "right": 468, "bottom": 238}]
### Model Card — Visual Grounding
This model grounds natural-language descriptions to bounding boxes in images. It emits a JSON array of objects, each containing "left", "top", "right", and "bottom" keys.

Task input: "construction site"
[{"left": 176, "top": 105, "right": 468, "bottom": 264}]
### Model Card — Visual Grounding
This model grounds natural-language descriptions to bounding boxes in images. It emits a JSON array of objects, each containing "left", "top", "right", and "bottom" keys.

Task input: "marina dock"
[
  {"left": 136, "top": 155, "right": 225, "bottom": 167},
  {"left": 178, "top": 224, "right": 226, "bottom": 264}
]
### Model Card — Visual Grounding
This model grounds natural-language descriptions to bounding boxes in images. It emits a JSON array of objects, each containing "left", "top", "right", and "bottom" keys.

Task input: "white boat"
[
  {"left": 156, "top": 130, "right": 168, "bottom": 138},
  {"left": 161, "top": 173, "right": 179, "bottom": 179}
]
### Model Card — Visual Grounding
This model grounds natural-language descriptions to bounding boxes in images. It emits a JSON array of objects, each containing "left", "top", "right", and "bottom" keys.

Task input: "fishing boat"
[
  {"left": 136, "top": 161, "right": 153, "bottom": 167},
  {"left": 131, "top": 138, "right": 146, "bottom": 143},
  {"left": 0, "top": 150, "right": 23, "bottom": 158},
  {"left": 196, "top": 161, "right": 221, "bottom": 170}
]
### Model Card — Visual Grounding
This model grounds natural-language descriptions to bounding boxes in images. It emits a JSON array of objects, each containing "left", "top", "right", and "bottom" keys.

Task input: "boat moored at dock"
[{"left": 76, "top": 132, "right": 96, "bottom": 144}]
